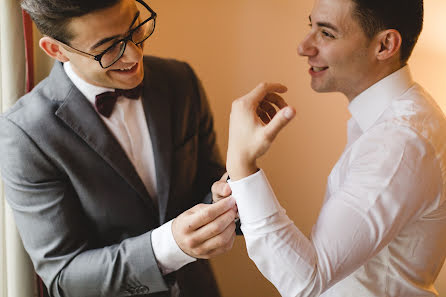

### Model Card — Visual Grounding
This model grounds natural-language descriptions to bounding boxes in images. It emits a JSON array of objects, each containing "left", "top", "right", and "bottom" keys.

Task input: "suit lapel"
[
  {"left": 50, "top": 62, "right": 157, "bottom": 214},
  {"left": 142, "top": 61, "right": 172, "bottom": 223}
]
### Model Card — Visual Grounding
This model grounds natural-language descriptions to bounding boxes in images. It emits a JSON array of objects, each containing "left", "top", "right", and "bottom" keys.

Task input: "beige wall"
[{"left": 145, "top": 1, "right": 446, "bottom": 296}]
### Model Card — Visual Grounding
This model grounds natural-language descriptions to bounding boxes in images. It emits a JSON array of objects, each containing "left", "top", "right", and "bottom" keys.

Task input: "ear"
[
  {"left": 374, "top": 29, "right": 402, "bottom": 62},
  {"left": 39, "top": 36, "right": 70, "bottom": 62}
]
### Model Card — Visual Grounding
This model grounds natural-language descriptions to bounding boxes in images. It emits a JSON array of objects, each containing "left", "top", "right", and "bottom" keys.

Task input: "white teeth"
[
  {"left": 119, "top": 65, "right": 134, "bottom": 71},
  {"left": 312, "top": 66, "right": 327, "bottom": 72}
]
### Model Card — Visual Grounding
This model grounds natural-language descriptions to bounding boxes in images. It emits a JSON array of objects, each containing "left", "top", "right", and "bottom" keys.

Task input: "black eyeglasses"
[{"left": 57, "top": 0, "right": 156, "bottom": 68}]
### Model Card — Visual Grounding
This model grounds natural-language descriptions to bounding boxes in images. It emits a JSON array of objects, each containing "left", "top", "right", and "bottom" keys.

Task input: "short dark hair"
[
  {"left": 350, "top": 0, "right": 423, "bottom": 64},
  {"left": 21, "top": 0, "right": 121, "bottom": 43}
]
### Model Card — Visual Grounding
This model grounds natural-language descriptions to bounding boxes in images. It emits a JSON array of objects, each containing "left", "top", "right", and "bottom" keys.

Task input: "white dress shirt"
[
  {"left": 63, "top": 62, "right": 195, "bottom": 274},
  {"left": 229, "top": 66, "right": 446, "bottom": 297}
]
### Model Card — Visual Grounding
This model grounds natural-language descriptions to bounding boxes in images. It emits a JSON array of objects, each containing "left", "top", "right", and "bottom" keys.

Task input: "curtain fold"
[
  {"left": 23, "top": 10, "right": 34, "bottom": 93},
  {"left": 0, "top": 1, "right": 36, "bottom": 297}
]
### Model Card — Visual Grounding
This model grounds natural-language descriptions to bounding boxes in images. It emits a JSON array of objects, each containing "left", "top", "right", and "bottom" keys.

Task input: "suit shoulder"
[
  {"left": 143, "top": 55, "right": 191, "bottom": 69},
  {"left": 143, "top": 55, "right": 197, "bottom": 81},
  {"left": 1, "top": 78, "right": 62, "bottom": 132}
]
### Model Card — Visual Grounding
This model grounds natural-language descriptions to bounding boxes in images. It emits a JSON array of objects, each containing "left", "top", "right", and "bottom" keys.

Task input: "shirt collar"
[
  {"left": 63, "top": 61, "right": 113, "bottom": 105},
  {"left": 348, "top": 65, "right": 414, "bottom": 132}
]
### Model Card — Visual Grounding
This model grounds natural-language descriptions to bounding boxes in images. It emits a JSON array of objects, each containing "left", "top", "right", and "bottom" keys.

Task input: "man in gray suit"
[{"left": 0, "top": 0, "right": 237, "bottom": 296}]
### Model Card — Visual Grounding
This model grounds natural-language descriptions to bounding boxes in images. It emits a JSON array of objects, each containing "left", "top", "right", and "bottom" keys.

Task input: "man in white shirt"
[
  {"left": 0, "top": 0, "right": 237, "bottom": 296},
  {"left": 214, "top": 0, "right": 446, "bottom": 296}
]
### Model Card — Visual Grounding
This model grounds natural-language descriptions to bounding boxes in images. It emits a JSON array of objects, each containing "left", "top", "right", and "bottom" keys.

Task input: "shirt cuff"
[
  {"left": 228, "top": 169, "right": 282, "bottom": 224},
  {"left": 151, "top": 220, "right": 196, "bottom": 275}
]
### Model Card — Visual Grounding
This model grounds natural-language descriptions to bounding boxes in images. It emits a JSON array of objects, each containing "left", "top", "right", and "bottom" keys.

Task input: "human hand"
[
  {"left": 226, "top": 82, "right": 296, "bottom": 180},
  {"left": 172, "top": 197, "right": 237, "bottom": 259},
  {"left": 212, "top": 172, "right": 232, "bottom": 203}
]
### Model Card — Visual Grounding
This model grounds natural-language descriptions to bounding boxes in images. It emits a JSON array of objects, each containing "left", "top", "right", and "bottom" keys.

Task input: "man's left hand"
[{"left": 212, "top": 172, "right": 231, "bottom": 203}]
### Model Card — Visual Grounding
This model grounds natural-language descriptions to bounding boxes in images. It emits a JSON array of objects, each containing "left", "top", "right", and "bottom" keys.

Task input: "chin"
[
  {"left": 131, "top": 65, "right": 145, "bottom": 86},
  {"left": 110, "top": 72, "right": 144, "bottom": 90},
  {"left": 311, "top": 82, "right": 334, "bottom": 93},
  {"left": 311, "top": 84, "right": 326, "bottom": 93}
]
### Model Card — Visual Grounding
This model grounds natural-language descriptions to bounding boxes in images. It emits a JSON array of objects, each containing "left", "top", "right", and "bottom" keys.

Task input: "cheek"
[
  {"left": 78, "top": 61, "right": 110, "bottom": 84},
  {"left": 319, "top": 45, "right": 345, "bottom": 66},
  {"left": 329, "top": 47, "right": 362, "bottom": 70},
  {"left": 71, "top": 56, "right": 99, "bottom": 73},
  {"left": 347, "top": 50, "right": 371, "bottom": 72}
]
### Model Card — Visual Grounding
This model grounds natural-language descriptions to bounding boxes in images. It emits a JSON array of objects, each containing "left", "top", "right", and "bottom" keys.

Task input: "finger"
[
  {"left": 264, "top": 93, "right": 288, "bottom": 109},
  {"left": 212, "top": 172, "right": 231, "bottom": 203},
  {"left": 263, "top": 106, "right": 296, "bottom": 142},
  {"left": 259, "top": 100, "right": 277, "bottom": 119},
  {"left": 203, "top": 234, "right": 236, "bottom": 258},
  {"left": 186, "top": 196, "right": 236, "bottom": 230},
  {"left": 197, "top": 221, "right": 236, "bottom": 258},
  {"left": 247, "top": 82, "right": 288, "bottom": 105},
  {"left": 192, "top": 208, "right": 237, "bottom": 243},
  {"left": 211, "top": 180, "right": 232, "bottom": 199},
  {"left": 232, "top": 203, "right": 238, "bottom": 214},
  {"left": 256, "top": 106, "right": 271, "bottom": 124}
]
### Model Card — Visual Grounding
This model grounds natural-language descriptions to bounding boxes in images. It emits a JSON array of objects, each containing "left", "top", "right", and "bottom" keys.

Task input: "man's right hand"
[{"left": 172, "top": 197, "right": 237, "bottom": 259}]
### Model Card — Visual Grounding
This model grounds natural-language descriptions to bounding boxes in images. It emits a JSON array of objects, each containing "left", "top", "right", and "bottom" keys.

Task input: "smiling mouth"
[
  {"left": 113, "top": 63, "right": 138, "bottom": 72},
  {"left": 312, "top": 66, "right": 329, "bottom": 72}
]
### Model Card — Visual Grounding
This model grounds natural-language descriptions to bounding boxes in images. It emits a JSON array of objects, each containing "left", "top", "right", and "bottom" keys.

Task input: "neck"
[{"left": 346, "top": 62, "right": 404, "bottom": 102}]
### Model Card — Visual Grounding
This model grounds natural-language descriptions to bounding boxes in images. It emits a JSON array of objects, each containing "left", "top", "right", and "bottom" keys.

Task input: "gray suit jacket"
[{"left": 0, "top": 56, "right": 224, "bottom": 297}]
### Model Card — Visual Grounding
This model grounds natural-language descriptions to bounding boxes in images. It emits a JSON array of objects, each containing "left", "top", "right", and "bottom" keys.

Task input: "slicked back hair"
[
  {"left": 350, "top": 0, "right": 423, "bottom": 64},
  {"left": 21, "top": 0, "right": 121, "bottom": 44}
]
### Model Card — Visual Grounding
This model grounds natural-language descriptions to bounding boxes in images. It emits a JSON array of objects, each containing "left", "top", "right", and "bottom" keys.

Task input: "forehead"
[
  {"left": 67, "top": 0, "right": 138, "bottom": 46},
  {"left": 311, "top": 0, "right": 359, "bottom": 33}
]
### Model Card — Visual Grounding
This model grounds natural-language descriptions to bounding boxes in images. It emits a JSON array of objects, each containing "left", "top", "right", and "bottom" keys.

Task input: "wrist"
[
  {"left": 152, "top": 220, "right": 196, "bottom": 275},
  {"left": 226, "top": 156, "right": 257, "bottom": 181}
]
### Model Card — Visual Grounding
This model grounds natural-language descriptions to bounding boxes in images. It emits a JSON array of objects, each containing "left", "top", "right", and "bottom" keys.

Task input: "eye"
[
  {"left": 322, "top": 30, "right": 335, "bottom": 39},
  {"left": 134, "top": 26, "right": 143, "bottom": 34},
  {"left": 132, "top": 25, "right": 146, "bottom": 40},
  {"left": 104, "top": 41, "right": 123, "bottom": 57}
]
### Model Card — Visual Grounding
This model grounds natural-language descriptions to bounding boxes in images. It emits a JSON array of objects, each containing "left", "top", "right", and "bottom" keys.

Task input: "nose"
[
  {"left": 298, "top": 32, "right": 318, "bottom": 57},
  {"left": 120, "top": 40, "right": 143, "bottom": 63}
]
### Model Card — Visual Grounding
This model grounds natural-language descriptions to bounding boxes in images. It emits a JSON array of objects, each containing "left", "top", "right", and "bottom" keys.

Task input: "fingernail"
[{"left": 284, "top": 107, "right": 295, "bottom": 120}]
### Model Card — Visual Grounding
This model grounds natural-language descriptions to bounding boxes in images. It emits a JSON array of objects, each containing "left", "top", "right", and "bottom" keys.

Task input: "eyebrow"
[
  {"left": 309, "top": 16, "right": 339, "bottom": 33},
  {"left": 90, "top": 11, "right": 141, "bottom": 51}
]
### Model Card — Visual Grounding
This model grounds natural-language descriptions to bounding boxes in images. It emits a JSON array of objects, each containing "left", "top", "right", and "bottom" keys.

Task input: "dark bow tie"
[{"left": 95, "top": 84, "right": 143, "bottom": 117}]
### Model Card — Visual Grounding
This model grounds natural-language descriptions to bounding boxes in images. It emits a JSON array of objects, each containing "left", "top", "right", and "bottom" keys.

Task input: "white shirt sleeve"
[
  {"left": 151, "top": 220, "right": 196, "bottom": 275},
  {"left": 229, "top": 171, "right": 320, "bottom": 297},
  {"left": 228, "top": 126, "right": 442, "bottom": 297}
]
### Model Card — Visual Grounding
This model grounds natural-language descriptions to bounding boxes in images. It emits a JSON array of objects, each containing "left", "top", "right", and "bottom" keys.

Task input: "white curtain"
[{"left": 0, "top": 1, "right": 37, "bottom": 297}]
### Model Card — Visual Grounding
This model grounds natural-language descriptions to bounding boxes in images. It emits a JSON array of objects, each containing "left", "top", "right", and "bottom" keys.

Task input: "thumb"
[
  {"left": 220, "top": 172, "right": 229, "bottom": 181},
  {"left": 263, "top": 106, "right": 296, "bottom": 141}
]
